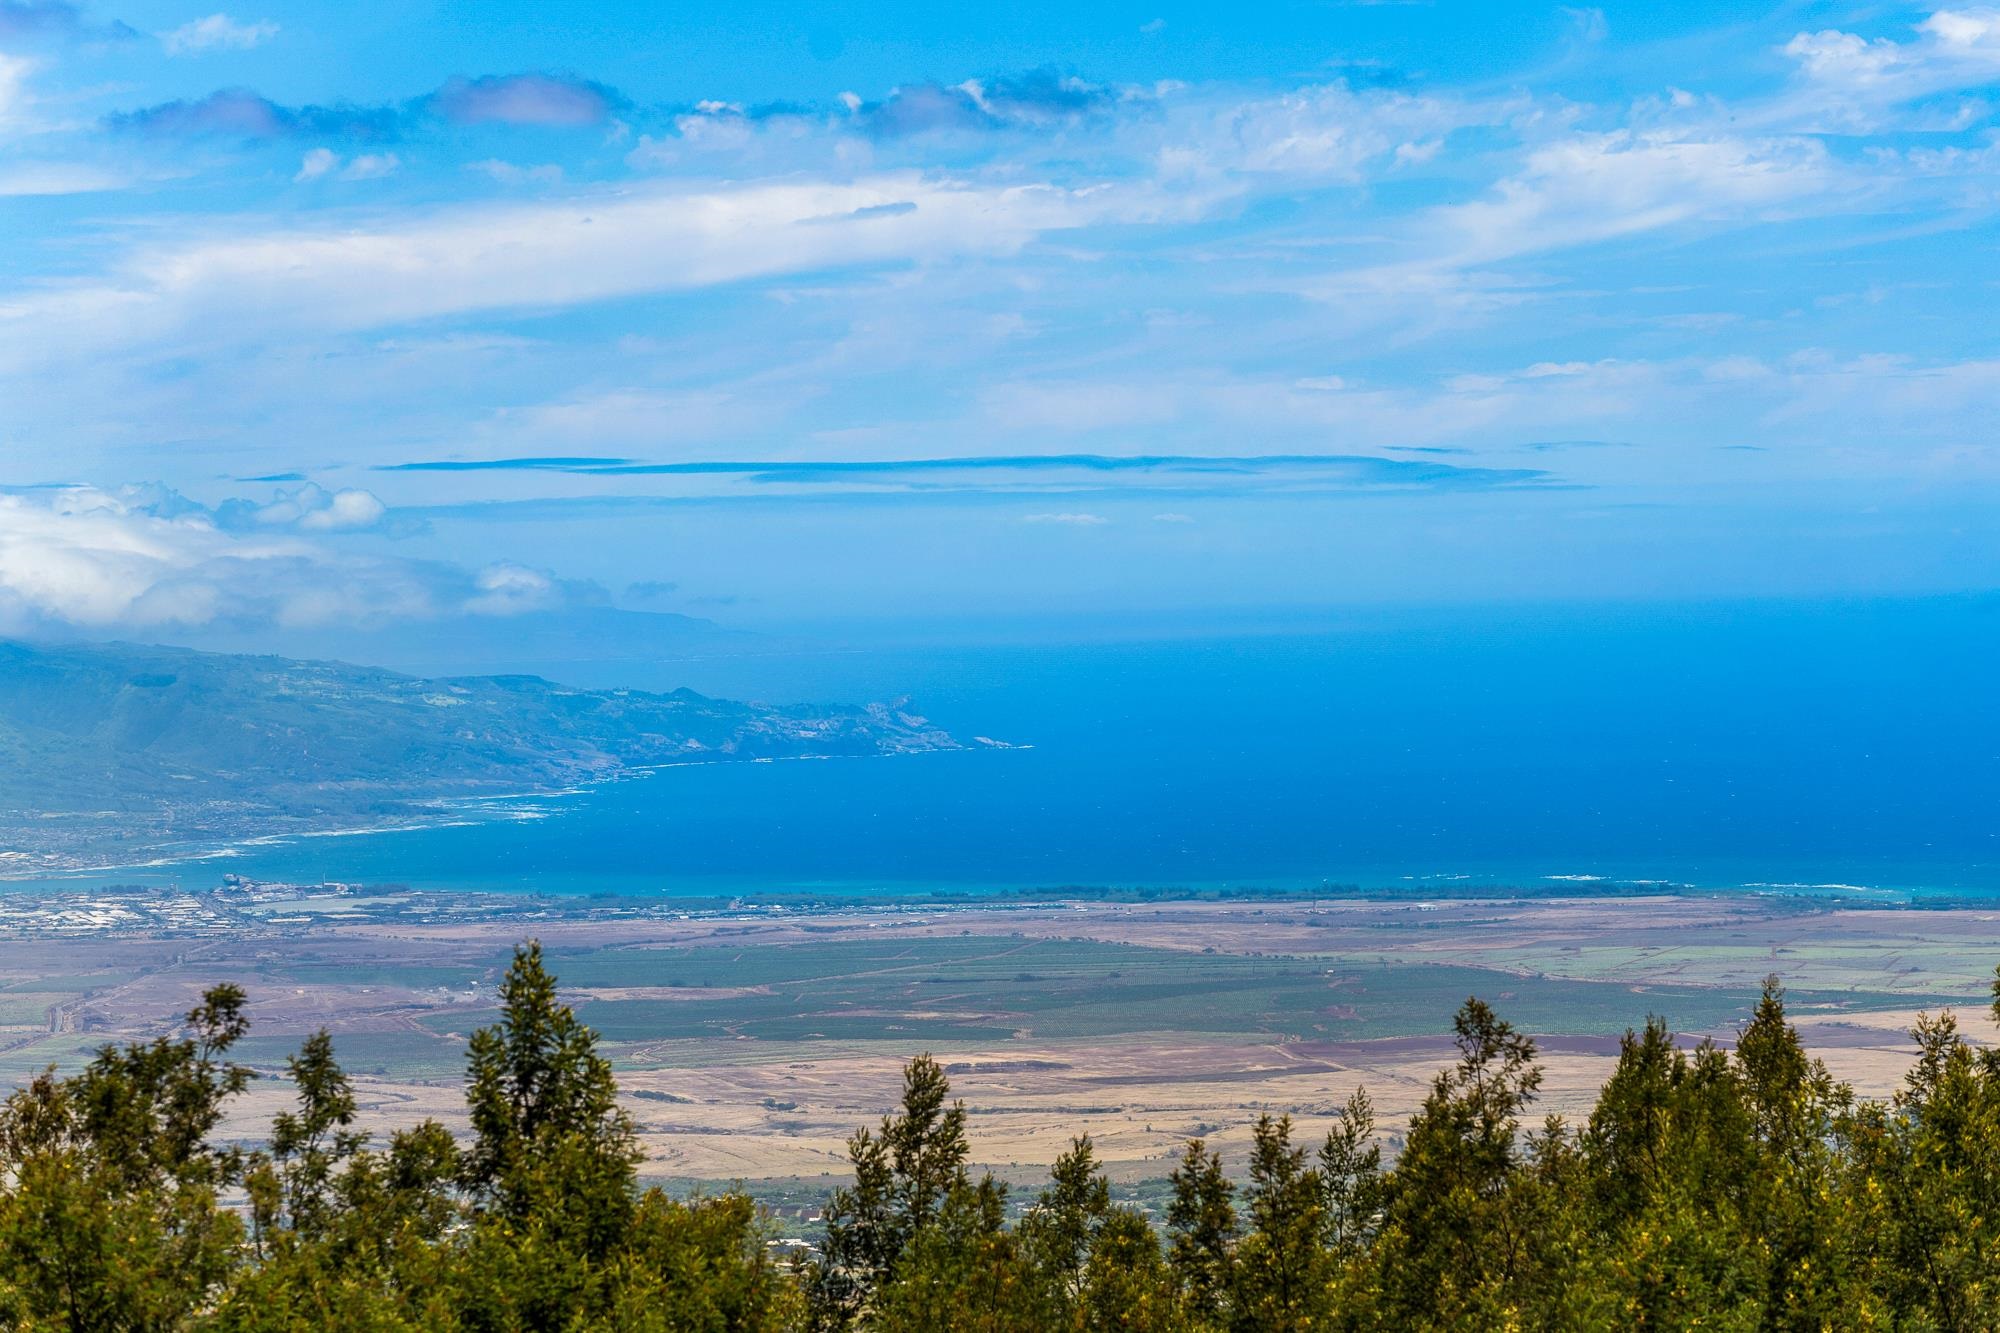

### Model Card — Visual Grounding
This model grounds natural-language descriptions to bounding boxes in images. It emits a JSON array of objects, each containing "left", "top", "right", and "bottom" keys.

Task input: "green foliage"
[
  {"left": 462, "top": 941, "right": 642, "bottom": 1259},
  {"left": 1229, "top": 1115, "right": 1333, "bottom": 1331},
  {"left": 809, "top": 1053, "right": 980, "bottom": 1328},
  {"left": 0, "top": 984, "right": 255, "bottom": 1329},
  {"left": 25, "top": 950, "right": 2000, "bottom": 1329},
  {"left": 1165, "top": 1138, "right": 1236, "bottom": 1325}
]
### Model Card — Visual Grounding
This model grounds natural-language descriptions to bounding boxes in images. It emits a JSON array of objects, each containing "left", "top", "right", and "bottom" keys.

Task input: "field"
[{"left": 2, "top": 893, "right": 1996, "bottom": 1198}]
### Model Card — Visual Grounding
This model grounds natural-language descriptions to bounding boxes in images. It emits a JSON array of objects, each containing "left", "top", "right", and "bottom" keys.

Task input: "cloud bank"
[{"left": 0, "top": 487, "right": 571, "bottom": 631}]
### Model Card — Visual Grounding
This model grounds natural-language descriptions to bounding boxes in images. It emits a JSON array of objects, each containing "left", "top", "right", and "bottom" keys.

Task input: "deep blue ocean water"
[{"left": 50, "top": 598, "right": 2000, "bottom": 899}]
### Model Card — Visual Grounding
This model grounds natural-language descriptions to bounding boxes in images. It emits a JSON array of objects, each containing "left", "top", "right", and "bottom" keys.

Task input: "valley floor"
[{"left": 0, "top": 891, "right": 1992, "bottom": 1193}]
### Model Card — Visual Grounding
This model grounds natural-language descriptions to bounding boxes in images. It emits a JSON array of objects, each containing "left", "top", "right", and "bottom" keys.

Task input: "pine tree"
[
  {"left": 1372, "top": 996, "right": 1542, "bottom": 1324},
  {"left": 812, "top": 1053, "right": 975, "bottom": 1327},
  {"left": 1165, "top": 1138, "right": 1236, "bottom": 1325},
  {"left": 461, "top": 939, "right": 640, "bottom": 1257},
  {"left": 1019, "top": 1135, "right": 1113, "bottom": 1320},
  {"left": 1230, "top": 1114, "right": 1333, "bottom": 1331},
  {"left": 1318, "top": 1089, "right": 1380, "bottom": 1256}
]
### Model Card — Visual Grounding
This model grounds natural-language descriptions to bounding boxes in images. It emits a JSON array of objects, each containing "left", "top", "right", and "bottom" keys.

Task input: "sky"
[{"left": 1, "top": 0, "right": 1997, "bottom": 644}]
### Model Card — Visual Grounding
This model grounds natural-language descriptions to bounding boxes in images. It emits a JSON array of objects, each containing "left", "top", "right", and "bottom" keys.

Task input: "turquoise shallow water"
[{"left": 35, "top": 599, "right": 2000, "bottom": 900}]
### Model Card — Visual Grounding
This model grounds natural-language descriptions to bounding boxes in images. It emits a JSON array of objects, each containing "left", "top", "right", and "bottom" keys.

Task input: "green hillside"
[{"left": 0, "top": 639, "right": 958, "bottom": 870}]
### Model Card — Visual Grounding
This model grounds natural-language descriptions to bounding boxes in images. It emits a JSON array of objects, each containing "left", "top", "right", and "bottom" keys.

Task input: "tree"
[
  {"left": 1165, "top": 1138, "right": 1235, "bottom": 1325},
  {"left": 0, "top": 984, "right": 256, "bottom": 1330},
  {"left": 1317, "top": 1089, "right": 1380, "bottom": 1256},
  {"left": 811, "top": 1053, "right": 974, "bottom": 1327},
  {"left": 1019, "top": 1135, "right": 1113, "bottom": 1320},
  {"left": 1372, "top": 996, "right": 1542, "bottom": 1324},
  {"left": 1230, "top": 1114, "right": 1333, "bottom": 1331},
  {"left": 462, "top": 940, "right": 640, "bottom": 1257},
  {"left": 247, "top": 1028, "right": 368, "bottom": 1249},
  {"left": 1733, "top": 976, "right": 1860, "bottom": 1326},
  {"left": 1079, "top": 1208, "right": 1188, "bottom": 1332}
]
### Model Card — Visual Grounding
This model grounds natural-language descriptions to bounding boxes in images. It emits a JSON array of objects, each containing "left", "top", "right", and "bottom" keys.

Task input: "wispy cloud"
[
  {"left": 108, "top": 71, "right": 622, "bottom": 140},
  {"left": 377, "top": 452, "right": 1553, "bottom": 495},
  {"left": 0, "top": 0, "right": 134, "bottom": 42},
  {"left": 1022, "top": 510, "right": 1109, "bottom": 524},
  {"left": 161, "top": 12, "right": 279, "bottom": 55},
  {"left": 431, "top": 73, "right": 624, "bottom": 127},
  {"left": 1778, "top": 8, "right": 2000, "bottom": 131},
  {"left": 0, "top": 175, "right": 1170, "bottom": 360},
  {"left": 853, "top": 68, "right": 1116, "bottom": 137}
]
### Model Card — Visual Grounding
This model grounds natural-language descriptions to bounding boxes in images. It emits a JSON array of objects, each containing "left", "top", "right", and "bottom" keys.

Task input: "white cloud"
[
  {"left": 295, "top": 149, "right": 400, "bottom": 182},
  {"left": 0, "top": 174, "right": 1170, "bottom": 363},
  {"left": 1779, "top": 8, "right": 2000, "bottom": 130},
  {"left": 0, "top": 487, "right": 418, "bottom": 629},
  {"left": 0, "top": 163, "right": 129, "bottom": 196},
  {"left": 1289, "top": 128, "right": 1843, "bottom": 333},
  {"left": 294, "top": 147, "right": 337, "bottom": 181},
  {"left": 341, "top": 152, "right": 399, "bottom": 180},
  {"left": 162, "top": 13, "right": 279, "bottom": 55},
  {"left": 215, "top": 483, "right": 387, "bottom": 532},
  {"left": 0, "top": 486, "right": 591, "bottom": 631},
  {"left": 1158, "top": 82, "right": 1484, "bottom": 184},
  {"left": 463, "top": 562, "right": 563, "bottom": 616},
  {"left": 1433, "top": 130, "right": 1837, "bottom": 265},
  {"left": 1023, "top": 511, "right": 1109, "bottom": 525},
  {"left": 469, "top": 158, "right": 565, "bottom": 186}
]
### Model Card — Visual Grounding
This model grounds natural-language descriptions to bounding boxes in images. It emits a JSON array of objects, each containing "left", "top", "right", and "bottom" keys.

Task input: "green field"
[{"left": 417, "top": 935, "right": 1954, "bottom": 1057}]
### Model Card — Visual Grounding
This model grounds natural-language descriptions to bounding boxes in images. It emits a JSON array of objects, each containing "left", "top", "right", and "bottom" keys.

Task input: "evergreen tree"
[
  {"left": 462, "top": 940, "right": 641, "bottom": 1258},
  {"left": 1317, "top": 1089, "right": 1380, "bottom": 1256},
  {"left": 1230, "top": 1114, "right": 1333, "bottom": 1332},
  {"left": 1372, "top": 996, "right": 1542, "bottom": 1324},
  {"left": 811, "top": 1053, "right": 974, "bottom": 1327},
  {"left": 1078, "top": 1208, "right": 1188, "bottom": 1332},
  {"left": 1018, "top": 1135, "right": 1112, "bottom": 1320},
  {"left": 1165, "top": 1138, "right": 1236, "bottom": 1325},
  {"left": 247, "top": 1028, "right": 368, "bottom": 1249}
]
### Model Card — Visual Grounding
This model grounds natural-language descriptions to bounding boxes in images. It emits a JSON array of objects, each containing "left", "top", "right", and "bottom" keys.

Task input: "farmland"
[{"left": 0, "top": 890, "right": 1995, "bottom": 1196}]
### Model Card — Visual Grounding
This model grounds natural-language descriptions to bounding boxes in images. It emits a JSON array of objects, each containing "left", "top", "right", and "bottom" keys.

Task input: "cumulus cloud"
[
  {"left": 1779, "top": 8, "right": 2000, "bottom": 130},
  {"left": 463, "top": 562, "right": 563, "bottom": 615},
  {"left": 161, "top": 13, "right": 278, "bottom": 55},
  {"left": 0, "top": 485, "right": 576, "bottom": 631},
  {"left": 212, "top": 483, "right": 388, "bottom": 532},
  {"left": 292, "top": 147, "right": 398, "bottom": 181},
  {"left": 341, "top": 151, "right": 397, "bottom": 179}
]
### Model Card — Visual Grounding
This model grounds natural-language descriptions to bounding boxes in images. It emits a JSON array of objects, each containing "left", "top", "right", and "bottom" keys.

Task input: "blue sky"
[{"left": 0, "top": 0, "right": 1997, "bottom": 638}]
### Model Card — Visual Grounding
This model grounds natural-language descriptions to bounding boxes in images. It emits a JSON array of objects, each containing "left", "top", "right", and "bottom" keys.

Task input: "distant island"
[{"left": 0, "top": 639, "right": 967, "bottom": 873}]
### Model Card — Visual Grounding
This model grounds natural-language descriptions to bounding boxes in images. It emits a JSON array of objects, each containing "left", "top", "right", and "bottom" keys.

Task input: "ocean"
[{"left": 51, "top": 597, "right": 2000, "bottom": 899}]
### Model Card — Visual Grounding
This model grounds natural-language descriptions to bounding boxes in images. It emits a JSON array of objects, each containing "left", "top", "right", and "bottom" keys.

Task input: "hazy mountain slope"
[{"left": 0, "top": 639, "right": 960, "bottom": 870}]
